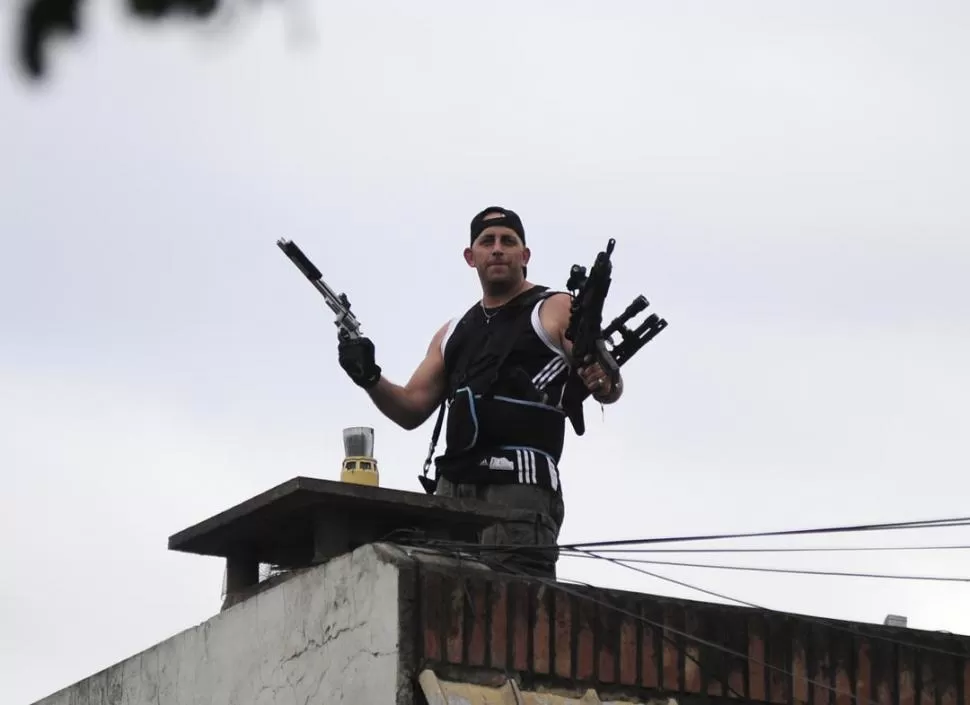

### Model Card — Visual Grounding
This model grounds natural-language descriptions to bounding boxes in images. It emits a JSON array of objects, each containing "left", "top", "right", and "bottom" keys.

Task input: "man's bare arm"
[
  {"left": 540, "top": 292, "right": 624, "bottom": 404},
  {"left": 365, "top": 322, "right": 449, "bottom": 430}
]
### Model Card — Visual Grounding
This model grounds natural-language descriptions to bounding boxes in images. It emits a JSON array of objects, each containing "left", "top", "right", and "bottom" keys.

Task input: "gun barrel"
[
  {"left": 278, "top": 238, "right": 363, "bottom": 339},
  {"left": 277, "top": 239, "right": 322, "bottom": 281},
  {"left": 631, "top": 313, "right": 663, "bottom": 338}
]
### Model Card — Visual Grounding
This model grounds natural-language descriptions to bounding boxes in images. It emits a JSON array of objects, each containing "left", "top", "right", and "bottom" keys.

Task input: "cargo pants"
[{"left": 435, "top": 476, "right": 565, "bottom": 579}]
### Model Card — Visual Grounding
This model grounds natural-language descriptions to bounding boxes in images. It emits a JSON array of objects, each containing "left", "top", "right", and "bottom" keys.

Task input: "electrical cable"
[
  {"left": 392, "top": 516, "right": 970, "bottom": 556},
  {"left": 558, "top": 553, "right": 970, "bottom": 583},
  {"left": 562, "top": 517, "right": 970, "bottom": 551},
  {"left": 586, "top": 544, "right": 970, "bottom": 555}
]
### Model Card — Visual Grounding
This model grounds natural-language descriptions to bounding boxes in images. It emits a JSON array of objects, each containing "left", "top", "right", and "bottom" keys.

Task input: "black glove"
[{"left": 338, "top": 334, "right": 382, "bottom": 389}]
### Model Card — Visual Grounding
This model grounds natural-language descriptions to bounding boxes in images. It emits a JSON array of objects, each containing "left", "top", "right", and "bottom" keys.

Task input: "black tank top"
[{"left": 434, "top": 285, "right": 572, "bottom": 490}]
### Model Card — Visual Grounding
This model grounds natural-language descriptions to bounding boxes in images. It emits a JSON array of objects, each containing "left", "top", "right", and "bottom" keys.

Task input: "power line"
[
  {"left": 386, "top": 517, "right": 970, "bottom": 556},
  {"left": 587, "top": 544, "right": 970, "bottom": 555},
  {"left": 559, "top": 553, "right": 970, "bottom": 583},
  {"left": 564, "top": 517, "right": 970, "bottom": 550}
]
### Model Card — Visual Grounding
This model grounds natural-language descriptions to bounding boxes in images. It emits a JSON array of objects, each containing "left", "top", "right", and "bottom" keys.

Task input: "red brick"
[
  {"left": 467, "top": 578, "right": 487, "bottom": 667},
  {"left": 445, "top": 579, "right": 464, "bottom": 664},
  {"left": 489, "top": 581, "right": 508, "bottom": 669},
  {"left": 748, "top": 616, "right": 766, "bottom": 702},
  {"left": 554, "top": 590, "right": 572, "bottom": 679},
  {"left": 940, "top": 665, "right": 970, "bottom": 705},
  {"left": 942, "top": 684, "right": 959, "bottom": 705},
  {"left": 662, "top": 606, "right": 681, "bottom": 690},
  {"left": 835, "top": 664, "right": 852, "bottom": 705},
  {"left": 708, "top": 675, "right": 724, "bottom": 697},
  {"left": 576, "top": 598, "right": 595, "bottom": 681},
  {"left": 856, "top": 641, "right": 871, "bottom": 705},
  {"left": 899, "top": 649, "right": 915, "bottom": 705},
  {"left": 770, "top": 666, "right": 788, "bottom": 704},
  {"left": 598, "top": 610, "right": 616, "bottom": 685},
  {"left": 813, "top": 650, "right": 829, "bottom": 705},
  {"left": 619, "top": 614, "right": 637, "bottom": 686},
  {"left": 684, "top": 610, "right": 701, "bottom": 693},
  {"left": 921, "top": 660, "right": 936, "bottom": 705},
  {"left": 421, "top": 570, "right": 443, "bottom": 662},
  {"left": 728, "top": 667, "right": 745, "bottom": 700},
  {"left": 511, "top": 582, "right": 529, "bottom": 672},
  {"left": 641, "top": 617, "right": 659, "bottom": 688},
  {"left": 684, "top": 645, "right": 701, "bottom": 693},
  {"left": 964, "top": 662, "right": 970, "bottom": 705},
  {"left": 876, "top": 679, "right": 894, "bottom": 705},
  {"left": 533, "top": 586, "right": 551, "bottom": 674},
  {"left": 792, "top": 641, "right": 808, "bottom": 705},
  {"left": 767, "top": 619, "right": 789, "bottom": 705}
]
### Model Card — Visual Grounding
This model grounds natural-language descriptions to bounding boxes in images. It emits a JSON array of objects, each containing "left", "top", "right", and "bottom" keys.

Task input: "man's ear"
[
  {"left": 463, "top": 246, "right": 474, "bottom": 267},
  {"left": 521, "top": 246, "right": 531, "bottom": 265}
]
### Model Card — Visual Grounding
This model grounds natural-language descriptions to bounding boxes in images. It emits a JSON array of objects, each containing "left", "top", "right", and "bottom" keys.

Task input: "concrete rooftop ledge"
[
  {"left": 32, "top": 475, "right": 970, "bottom": 705},
  {"left": 30, "top": 536, "right": 970, "bottom": 705},
  {"left": 167, "top": 475, "right": 542, "bottom": 608}
]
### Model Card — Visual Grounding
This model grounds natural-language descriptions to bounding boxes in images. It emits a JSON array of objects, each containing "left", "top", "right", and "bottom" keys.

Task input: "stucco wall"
[{"left": 32, "top": 544, "right": 403, "bottom": 705}]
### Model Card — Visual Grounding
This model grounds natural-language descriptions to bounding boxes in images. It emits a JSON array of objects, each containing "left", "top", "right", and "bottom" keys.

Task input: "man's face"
[{"left": 464, "top": 224, "right": 531, "bottom": 291}]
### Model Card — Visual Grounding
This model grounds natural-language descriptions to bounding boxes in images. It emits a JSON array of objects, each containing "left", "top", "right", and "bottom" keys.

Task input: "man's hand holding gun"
[
  {"left": 276, "top": 239, "right": 382, "bottom": 389},
  {"left": 562, "top": 238, "right": 668, "bottom": 434},
  {"left": 566, "top": 239, "right": 623, "bottom": 402}
]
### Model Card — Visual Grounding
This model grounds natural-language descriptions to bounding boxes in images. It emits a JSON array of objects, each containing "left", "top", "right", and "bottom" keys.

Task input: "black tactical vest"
[{"left": 432, "top": 285, "right": 572, "bottom": 490}]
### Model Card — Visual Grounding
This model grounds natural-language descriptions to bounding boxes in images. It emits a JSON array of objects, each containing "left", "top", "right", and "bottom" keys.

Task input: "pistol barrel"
[
  {"left": 278, "top": 238, "right": 363, "bottom": 339},
  {"left": 277, "top": 239, "right": 322, "bottom": 280}
]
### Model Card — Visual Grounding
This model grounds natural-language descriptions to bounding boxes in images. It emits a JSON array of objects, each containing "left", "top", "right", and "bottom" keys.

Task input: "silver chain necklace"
[{"left": 480, "top": 300, "right": 502, "bottom": 323}]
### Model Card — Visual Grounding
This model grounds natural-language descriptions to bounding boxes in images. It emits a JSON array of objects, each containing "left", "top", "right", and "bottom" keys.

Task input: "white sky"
[{"left": 2, "top": 0, "right": 969, "bottom": 702}]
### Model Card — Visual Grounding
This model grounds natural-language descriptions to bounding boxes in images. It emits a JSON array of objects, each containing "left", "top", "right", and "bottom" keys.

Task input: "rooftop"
[{"left": 32, "top": 477, "right": 970, "bottom": 705}]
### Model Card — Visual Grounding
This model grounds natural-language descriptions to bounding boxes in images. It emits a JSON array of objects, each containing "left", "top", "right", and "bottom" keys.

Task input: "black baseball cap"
[{"left": 469, "top": 206, "right": 525, "bottom": 245}]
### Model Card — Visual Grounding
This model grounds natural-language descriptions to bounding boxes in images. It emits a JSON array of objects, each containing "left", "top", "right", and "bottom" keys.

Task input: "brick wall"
[{"left": 413, "top": 565, "right": 970, "bottom": 705}]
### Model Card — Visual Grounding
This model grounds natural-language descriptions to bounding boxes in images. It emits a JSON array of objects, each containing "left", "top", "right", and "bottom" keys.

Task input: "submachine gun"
[
  {"left": 276, "top": 238, "right": 363, "bottom": 340},
  {"left": 562, "top": 238, "right": 668, "bottom": 435}
]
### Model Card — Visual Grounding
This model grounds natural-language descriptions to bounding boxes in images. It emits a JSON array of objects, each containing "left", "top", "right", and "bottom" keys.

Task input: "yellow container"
[
  {"left": 341, "top": 456, "right": 379, "bottom": 486},
  {"left": 341, "top": 426, "right": 379, "bottom": 486}
]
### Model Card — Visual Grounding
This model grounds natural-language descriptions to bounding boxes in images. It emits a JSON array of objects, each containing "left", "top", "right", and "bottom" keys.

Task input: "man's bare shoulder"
[
  {"left": 535, "top": 290, "right": 573, "bottom": 352},
  {"left": 430, "top": 319, "right": 450, "bottom": 347},
  {"left": 426, "top": 317, "right": 459, "bottom": 359},
  {"left": 538, "top": 290, "right": 573, "bottom": 323}
]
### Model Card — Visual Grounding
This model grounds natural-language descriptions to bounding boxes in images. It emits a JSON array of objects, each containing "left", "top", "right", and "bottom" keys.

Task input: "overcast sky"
[{"left": 2, "top": 0, "right": 969, "bottom": 702}]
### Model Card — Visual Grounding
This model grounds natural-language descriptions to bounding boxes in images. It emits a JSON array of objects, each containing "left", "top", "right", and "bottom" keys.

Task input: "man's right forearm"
[{"left": 364, "top": 377, "right": 429, "bottom": 430}]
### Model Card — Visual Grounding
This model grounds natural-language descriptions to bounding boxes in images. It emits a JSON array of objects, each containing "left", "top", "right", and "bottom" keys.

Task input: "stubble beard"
[{"left": 480, "top": 267, "right": 524, "bottom": 299}]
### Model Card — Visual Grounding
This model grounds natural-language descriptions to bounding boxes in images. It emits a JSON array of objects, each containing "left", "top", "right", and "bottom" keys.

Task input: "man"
[{"left": 337, "top": 206, "right": 623, "bottom": 578}]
